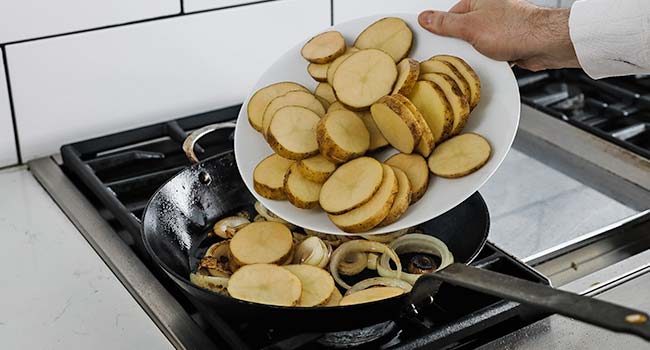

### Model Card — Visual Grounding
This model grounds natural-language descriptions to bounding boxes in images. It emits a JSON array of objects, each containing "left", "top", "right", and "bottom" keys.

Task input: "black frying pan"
[{"left": 142, "top": 122, "right": 650, "bottom": 338}]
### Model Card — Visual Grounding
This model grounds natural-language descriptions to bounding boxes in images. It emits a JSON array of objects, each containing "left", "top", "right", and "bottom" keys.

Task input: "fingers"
[
  {"left": 449, "top": 0, "right": 472, "bottom": 14},
  {"left": 418, "top": 10, "right": 469, "bottom": 40}
]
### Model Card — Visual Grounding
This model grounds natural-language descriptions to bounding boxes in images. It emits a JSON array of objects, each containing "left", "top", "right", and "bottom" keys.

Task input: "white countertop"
[{"left": 0, "top": 167, "right": 172, "bottom": 350}]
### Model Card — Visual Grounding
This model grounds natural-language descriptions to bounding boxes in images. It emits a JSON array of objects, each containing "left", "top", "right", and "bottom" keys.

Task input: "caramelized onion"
[
  {"left": 378, "top": 234, "right": 453, "bottom": 284},
  {"left": 213, "top": 216, "right": 250, "bottom": 239},
  {"left": 330, "top": 240, "right": 401, "bottom": 289}
]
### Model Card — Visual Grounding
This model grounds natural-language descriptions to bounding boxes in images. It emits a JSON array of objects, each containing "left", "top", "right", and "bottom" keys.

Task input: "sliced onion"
[
  {"left": 360, "top": 228, "right": 410, "bottom": 243},
  {"left": 367, "top": 253, "right": 379, "bottom": 270},
  {"left": 292, "top": 231, "right": 309, "bottom": 245},
  {"left": 204, "top": 241, "right": 232, "bottom": 277},
  {"left": 330, "top": 240, "right": 401, "bottom": 289},
  {"left": 213, "top": 216, "right": 250, "bottom": 239},
  {"left": 190, "top": 273, "right": 229, "bottom": 295},
  {"left": 293, "top": 236, "right": 330, "bottom": 268},
  {"left": 304, "top": 228, "right": 351, "bottom": 247},
  {"left": 338, "top": 252, "right": 368, "bottom": 276},
  {"left": 254, "top": 201, "right": 296, "bottom": 229},
  {"left": 378, "top": 234, "right": 454, "bottom": 285},
  {"left": 345, "top": 277, "right": 413, "bottom": 296}
]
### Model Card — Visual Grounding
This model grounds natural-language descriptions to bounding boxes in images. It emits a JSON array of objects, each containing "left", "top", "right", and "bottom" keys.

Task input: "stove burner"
[{"left": 316, "top": 321, "right": 399, "bottom": 348}]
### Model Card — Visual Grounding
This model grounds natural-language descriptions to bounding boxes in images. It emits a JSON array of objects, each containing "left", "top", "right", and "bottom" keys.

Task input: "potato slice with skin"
[
  {"left": 408, "top": 80, "right": 454, "bottom": 142},
  {"left": 392, "top": 94, "right": 435, "bottom": 157},
  {"left": 329, "top": 164, "right": 398, "bottom": 233},
  {"left": 248, "top": 82, "right": 308, "bottom": 132},
  {"left": 354, "top": 17, "right": 413, "bottom": 62},
  {"left": 339, "top": 286, "right": 405, "bottom": 306},
  {"left": 228, "top": 264, "right": 302, "bottom": 306},
  {"left": 320, "top": 157, "right": 383, "bottom": 215},
  {"left": 370, "top": 95, "right": 422, "bottom": 154},
  {"left": 262, "top": 91, "right": 326, "bottom": 137},
  {"left": 314, "top": 82, "right": 337, "bottom": 109},
  {"left": 230, "top": 222, "right": 293, "bottom": 265},
  {"left": 392, "top": 58, "right": 420, "bottom": 96},
  {"left": 267, "top": 106, "right": 320, "bottom": 160},
  {"left": 284, "top": 163, "right": 322, "bottom": 209},
  {"left": 327, "top": 103, "right": 388, "bottom": 151},
  {"left": 431, "top": 55, "right": 481, "bottom": 110},
  {"left": 317, "top": 109, "right": 370, "bottom": 163},
  {"left": 327, "top": 49, "right": 356, "bottom": 86},
  {"left": 307, "top": 62, "right": 329, "bottom": 82},
  {"left": 428, "top": 133, "right": 491, "bottom": 178},
  {"left": 332, "top": 49, "right": 397, "bottom": 109},
  {"left": 253, "top": 154, "right": 294, "bottom": 200},
  {"left": 327, "top": 101, "right": 347, "bottom": 113},
  {"left": 420, "top": 60, "right": 471, "bottom": 99},
  {"left": 378, "top": 167, "right": 411, "bottom": 226},
  {"left": 283, "top": 265, "right": 335, "bottom": 307},
  {"left": 420, "top": 73, "right": 470, "bottom": 137},
  {"left": 324, "top": 287, "right": 343, "bottom": 306},
  {"left": 297, "top": 155, "right": 337, "bottom": 183},
  {"left": 301, "top": 31, "right": 346, "bottom": 64},
  {"left": 385, "top": 153, "right": 429, "bottom": 204}
]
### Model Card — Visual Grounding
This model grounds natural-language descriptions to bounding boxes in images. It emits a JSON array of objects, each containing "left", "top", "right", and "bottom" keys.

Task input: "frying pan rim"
[{"left": 141, "top": 151, "right": 490, "bottom": 311}]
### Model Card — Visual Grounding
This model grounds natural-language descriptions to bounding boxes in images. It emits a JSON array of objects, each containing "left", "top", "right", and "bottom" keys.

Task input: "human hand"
[{"left": 419, "top": 0, "right": 580, "bottom": 71}]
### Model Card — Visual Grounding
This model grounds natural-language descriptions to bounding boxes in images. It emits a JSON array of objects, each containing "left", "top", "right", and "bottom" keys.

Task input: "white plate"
[{"left": 234, "top": 13, "right": 520, "bottom": 235}]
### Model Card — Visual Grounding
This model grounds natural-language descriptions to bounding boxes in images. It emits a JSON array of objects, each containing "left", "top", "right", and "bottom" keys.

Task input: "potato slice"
[
  {"left": 297, "top": 155, "right": 337, "bottom": 183},
  {"left": 326, "top": 103, "right": 387, "bottom": 151},
  {"left": 332, "top": 49, "right": 397, "bottom": 109},
  {"left": 327, "top": 101, "right": 347, "bottom": 113},
  {"left": 228, "top": 264, "right": 302, "bottom": 306},
  {"left": 408, "top": 81, "right": 454, "bottom": 142},
  {"left": 314, "top": 83, "right": 337, "bottom": 109},
  {"left": 283, "top": 265, "right": 335, "bottom": 306},
  {"left": 431, "top": 55, "right": 481, "bottom": 110},
  {"left": 370, "top": 95, "right": 422, "bottom": 154},
  {"left": 307, "top": 62, "right": 329, "bottom": 82},
  {"left": 420, "top": 73, "right": 470, "bottom": 137},
  {"left": 326, "top": 49, "right": 356, "bottom": 86},
  {"left": 392, "top": 58, "right": 419, "bottom": 96},
  {"left": 324, "top": 288, "right": 343, "bottom": 306},
  {"left": 283, "top": 163, "right": 322, "bottom": 209},
  {"left": 317, "top": 109, "right": 370, "bottom": 163},
  {"left": 329, "top": 164, "right": 398, "bottom": 233},
  {"left": 420, "top": 59, "right": 471, "bottom": 99},
  {"left": 248, "top": 82, "right": 308, "bottom": 132},
  {"left": 428, "top": 133, "right": 491, "bottom": 178},
  {"left": 230, "top": 222, "right": 293, "bottom": 265},
  {"left": 385, "top": 153, "right": 429, "bottom": 204},
  {"left": 267, "top": 106, "right": 320, "bottom": 160},
  {"left": 301, "top": 31, "right": 346, "bottom": 64},
  {"left": 262, "top": 91, "right": 326, "bottom": 136},
  {"left": 339, "top": 286, "right": 405, "bottom": 306},
  {"left": 253, "top": 154, "right": 294, "bottom": 200},
  {"left": 392, "top": 94, "right": 435, "bottom": 157},
  {"left": 378, "top": 167, "right": 411, "bottom": 226},
  {"left": 320, "top": 157, "right": 384, "bottom": 215},
  {"left": 354, "top": 17, "right": 413, "bottom": 62}
]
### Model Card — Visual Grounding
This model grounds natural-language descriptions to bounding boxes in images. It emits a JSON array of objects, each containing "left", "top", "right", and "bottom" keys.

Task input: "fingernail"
[{"left": 420, "top": 11, "right": 435, "bottom": 25}]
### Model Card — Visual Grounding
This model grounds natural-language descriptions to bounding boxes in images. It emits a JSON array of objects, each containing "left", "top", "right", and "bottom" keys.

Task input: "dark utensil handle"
[{"left": 413, "top": 263, "right": 650, "bottom": 341}]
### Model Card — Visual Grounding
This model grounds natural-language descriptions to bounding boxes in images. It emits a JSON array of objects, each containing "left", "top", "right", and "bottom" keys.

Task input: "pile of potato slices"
[
  {"left": 248, "top": 17, "right": 492, "bottom": 233},
  {"left": 190, "top": 202, "right": 453, "bottom": 307}
]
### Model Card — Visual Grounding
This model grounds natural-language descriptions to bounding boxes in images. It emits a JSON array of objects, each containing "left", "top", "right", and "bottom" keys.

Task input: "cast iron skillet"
[{"left": 142, "top": 122, "right": 650, "bottom": 338}]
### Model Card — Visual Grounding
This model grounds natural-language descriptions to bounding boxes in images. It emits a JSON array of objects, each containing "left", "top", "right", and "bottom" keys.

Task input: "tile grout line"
[
  {"left": 330, "top": 0, "right": 334, "bottom": 25},
  {"left": 180, "top": 0, "right": 185, "bottom": 14},
  {"left": 1, "top": 46, "right": 22, "bottom": 164}
]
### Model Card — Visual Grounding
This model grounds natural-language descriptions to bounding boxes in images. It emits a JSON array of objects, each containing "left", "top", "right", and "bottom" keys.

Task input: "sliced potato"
[
  {"left": 378, "top": 167, "right": 411, "bottom": 226},
  {"left": 329, "top": 164, "right": 398, "bottom": 233},
  {"left": 332, "top": 49, "right": 397, "bottom": 109},
  {"left": 420, "top": 59, "right": 471, "bottom": 99},
  {"left": 354, "top": 17, "right": 413, "bottom": 62},
  {"left": 301, "top": 31, "right": 346, "bottom": 64},
  {"left": 324, "top": 287, "right": 343, "bottom": 306},
  {"left": 317, "top": 109, "right": 370, "bottom": 163},
  {"left": 248, "top": 82, "right": 308, "bottom": 132},
  {"left": 327, "top": 50, "right": 356, "bottom": 86},
  {"left": 370, "top": 95, "right": 422, "bottom": 154},
  {"left": 230, "top": 221, "right": 293, "bottom": 265},
  {"left": 297, "top": 155, "right": 337, "bottom": 183},
  {"left": 392, "top": 94, "right": 435, "bottom": 157},
  {"left": 253, "top": 154, "right": 294, "bottom": 200},
  {"left": 314, "top": 82, "right": 338, "bottom": 109},
  {"left": 385, "top": 153, "right": 429, "bottom": 204},
  {"left": 392, "top": 58, "right": 419, "bottom": 96},
  {"left": 283, "top": 265, "right": 335, "bottom": 306},
  {"left": 267, "top": 106, "right": 320, "bottom": 160},
  {"left": 327, "top": 101, "right": 347, "bottom": 113},
  {"left": 228, "top": 264, "right": 302, "bottom": 306},
  {"left": 284, "top": 163, "right": 322, "bottom": 209},
  {"left": 339, "top": 286, "right": 405, "bottom": 306},
  {"left": 358, "top": 110, "right": 389, "bottom": 151},
  {"left": 408, "top": 80, "right": 454, "bottom": 142},
  {"left": 420, "top": 73, "right": 470, "bottom": 137},
  {"left": 428, "top": 133, "right": 491, "bottom": 178},
  {"left": 307, "top": 62, "right": 329, "bottom": 82},
  {"left": 319, "top": 157, "right": 384, "bottom": 215},
  {"left": 431, "top": 55, "right": 481, "bottom": 110},
  {"left": 262, "top": 90, "right": 325, "bottom": 136}
]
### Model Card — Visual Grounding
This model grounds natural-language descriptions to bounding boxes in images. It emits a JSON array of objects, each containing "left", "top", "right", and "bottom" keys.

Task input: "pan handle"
[
  {"left": 406, "top": 263, "right": 650, "bottom": 340},
  {"left": 182, "top": 121, "right": 237, "bottom": 163}
]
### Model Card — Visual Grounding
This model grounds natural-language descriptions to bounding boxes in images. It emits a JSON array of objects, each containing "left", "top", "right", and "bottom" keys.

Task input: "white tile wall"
[
  {"left": 0, "top": 0, "right": 180, "bottom": 44},
  {"left": 0, "top": 49, "right": 18, "bottom": 166},
  {"left": 7, "top": 0, "right": 330, "bottom": 161},
  {"left": 184, "top": 0, "right": 265, "bottom": 13}
]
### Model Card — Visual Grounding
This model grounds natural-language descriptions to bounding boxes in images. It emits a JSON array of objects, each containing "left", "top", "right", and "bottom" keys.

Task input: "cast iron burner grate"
[{"left": 60, "top": 106, "right": 549, "bottom": 349}]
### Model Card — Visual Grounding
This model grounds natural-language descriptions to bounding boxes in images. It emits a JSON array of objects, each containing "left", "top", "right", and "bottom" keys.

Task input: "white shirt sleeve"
[{"left": 569, "top": 0, "right": 650, "bottom": 79}]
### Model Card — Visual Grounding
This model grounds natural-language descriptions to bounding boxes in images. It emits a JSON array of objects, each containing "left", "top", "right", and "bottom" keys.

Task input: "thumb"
[{"left": 419, "top": 10, "right": 468, "bottom": 39}]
